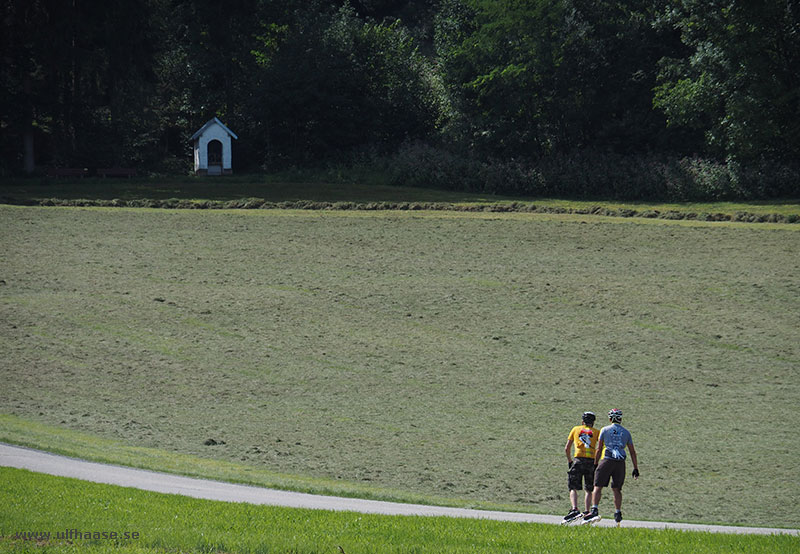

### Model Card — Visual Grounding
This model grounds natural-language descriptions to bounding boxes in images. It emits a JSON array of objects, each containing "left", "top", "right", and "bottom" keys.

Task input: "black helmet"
[{"left": 582, "top": 411, "right": 596, "bottom": 425}]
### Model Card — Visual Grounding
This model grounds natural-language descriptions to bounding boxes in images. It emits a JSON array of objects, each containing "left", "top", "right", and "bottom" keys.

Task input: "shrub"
[{"left": 386, "top": 142, "right": 799, "bottom": 201}]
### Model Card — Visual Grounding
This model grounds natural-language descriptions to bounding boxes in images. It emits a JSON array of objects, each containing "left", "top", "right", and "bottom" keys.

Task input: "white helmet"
[{"left": 608, "top": 408, "right": 623, "bottom": 423}]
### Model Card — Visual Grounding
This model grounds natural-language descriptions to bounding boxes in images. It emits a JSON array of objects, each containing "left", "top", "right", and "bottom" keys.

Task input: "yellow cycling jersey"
[{"left": 568, "top": 425, "right": 599, "bottom": 458}]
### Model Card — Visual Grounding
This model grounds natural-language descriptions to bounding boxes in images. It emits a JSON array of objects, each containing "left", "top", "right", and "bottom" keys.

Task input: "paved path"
[{"left": 2, "top": 443, "right": 797, "bottom": 536}]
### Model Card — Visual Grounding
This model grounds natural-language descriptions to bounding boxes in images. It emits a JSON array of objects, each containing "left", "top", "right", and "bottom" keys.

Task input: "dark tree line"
[{"left": 2, "top": 0, "right": 799, "bottom": 197}]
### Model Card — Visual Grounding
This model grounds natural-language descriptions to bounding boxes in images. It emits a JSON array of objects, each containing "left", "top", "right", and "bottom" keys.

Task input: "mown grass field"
[
  {"left": 1, "top": 201, "right": 799, "bottom": 530},
  {"left": 2, "top": 467, "right": 797, "bottom": 554}
]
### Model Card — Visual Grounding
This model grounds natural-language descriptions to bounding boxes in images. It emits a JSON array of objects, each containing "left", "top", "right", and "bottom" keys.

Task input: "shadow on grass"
[{"left": 0, "top": 175, "right": 508, "bottom": 204}]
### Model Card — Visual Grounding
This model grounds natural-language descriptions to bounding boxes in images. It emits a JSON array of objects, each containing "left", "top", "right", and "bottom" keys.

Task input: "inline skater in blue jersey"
[{"left": 583, "top": 409, "right": 639, "bottom": 525}]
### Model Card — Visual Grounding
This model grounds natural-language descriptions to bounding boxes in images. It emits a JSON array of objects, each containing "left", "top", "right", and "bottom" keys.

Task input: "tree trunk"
[
  {"left": 23, "top": 128, "right": 35, "bottom": 174},
  {"left": 23, "top": 72, "right": 35, "bottom": 174}
]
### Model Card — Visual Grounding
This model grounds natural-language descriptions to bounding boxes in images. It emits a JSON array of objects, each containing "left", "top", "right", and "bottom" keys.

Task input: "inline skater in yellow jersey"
[{"left": 562, "top": 411, "right": 599, "bottom": 523}]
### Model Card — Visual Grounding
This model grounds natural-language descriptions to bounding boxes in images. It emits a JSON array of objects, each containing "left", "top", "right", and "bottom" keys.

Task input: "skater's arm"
[
  {"left": 629, "top": 443, "right": 639, "bottom": 477},
  {"left": 565, "top": 439, "right": 574, "bottom": 465},
  {"left": 594, "top": 438, "right": 604, "bottom": 465}
]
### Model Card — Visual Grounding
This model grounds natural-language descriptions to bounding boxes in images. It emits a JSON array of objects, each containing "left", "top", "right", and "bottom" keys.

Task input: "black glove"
[
  {"left": 568, "top": 460, "right": 573, "bottom": 469},
  {"left": 632, "top": 468, "right": 640, "bottom": 478}
]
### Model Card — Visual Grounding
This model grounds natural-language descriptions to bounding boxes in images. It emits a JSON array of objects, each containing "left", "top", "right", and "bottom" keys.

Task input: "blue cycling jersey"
[{"left": 598, "top": 423, "right": 633, "bottom": 460}]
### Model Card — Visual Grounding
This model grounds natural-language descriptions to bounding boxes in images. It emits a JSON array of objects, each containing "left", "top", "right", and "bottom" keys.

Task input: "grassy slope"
[
  {"left": 1, "top": 205, "right": 799, "bottom": 529},
  {"left": 2, "top": 467, "right": 796, "bottom": 554},
  {"left": 0, "top": 413, "right": 497, "bottom": 511}
]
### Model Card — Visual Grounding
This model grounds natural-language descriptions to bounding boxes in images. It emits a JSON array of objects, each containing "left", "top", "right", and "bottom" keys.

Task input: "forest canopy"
[{"left": 2, "top": 0, "right": 798, "bottom": 199}]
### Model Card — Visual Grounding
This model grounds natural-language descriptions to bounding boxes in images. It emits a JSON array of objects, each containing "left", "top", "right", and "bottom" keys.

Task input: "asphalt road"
[{"left": 2, "top": 443, "right": 797, "bottom": 536}]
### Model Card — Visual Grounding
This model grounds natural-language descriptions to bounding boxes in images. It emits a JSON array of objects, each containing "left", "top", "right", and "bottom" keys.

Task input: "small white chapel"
[{"left": 191, "top": 117, "right": 238, "bottom": 175}]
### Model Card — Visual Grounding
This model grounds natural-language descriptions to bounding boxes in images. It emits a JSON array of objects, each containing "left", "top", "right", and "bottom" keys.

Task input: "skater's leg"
[
  {"left": 612, "top": 488, "right": 622, "bottom": 511},
  {"left": 570, "top": 489, "right": 578, "bottom": 510},
  {"left": 591, "top": 486, "right": 603, "bottom": 507}
]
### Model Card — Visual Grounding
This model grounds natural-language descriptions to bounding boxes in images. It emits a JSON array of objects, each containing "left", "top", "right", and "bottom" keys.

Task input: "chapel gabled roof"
[{"left": 190, "top": 117, "right": 238, "bottom": 141}]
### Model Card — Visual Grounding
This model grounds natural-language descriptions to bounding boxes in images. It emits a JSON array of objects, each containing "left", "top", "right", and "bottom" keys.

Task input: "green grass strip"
[
  {"left": 2, "top": 178, "right": 798, "bottom": 222},
  {"left": 2, "top": 467, "right": 796, "bottom": 554}
]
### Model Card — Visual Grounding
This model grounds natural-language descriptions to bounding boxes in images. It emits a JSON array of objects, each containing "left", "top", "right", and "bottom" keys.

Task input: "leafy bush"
[
  {"left": 387, "top": 142, "right": 545, "bottom": 195},
  {"left": 387, "top": 142, "right": 799, "bottom": 201}
]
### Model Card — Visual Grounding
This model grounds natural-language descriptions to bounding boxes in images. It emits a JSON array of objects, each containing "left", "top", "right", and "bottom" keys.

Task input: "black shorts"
[
  {"left": 594, "top": 458, "right": 626, "bottom": 489},
  {"left": 567, "top": 457, "right": 595, "bottom": 491}
]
